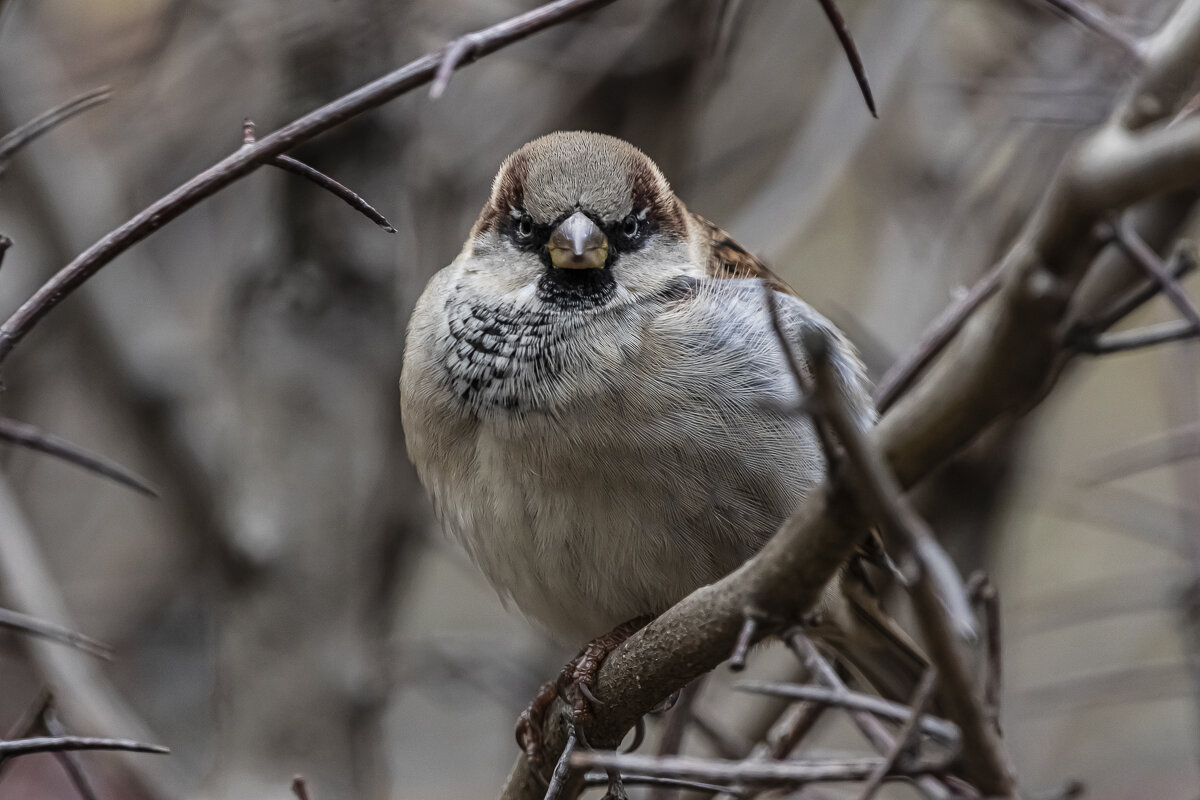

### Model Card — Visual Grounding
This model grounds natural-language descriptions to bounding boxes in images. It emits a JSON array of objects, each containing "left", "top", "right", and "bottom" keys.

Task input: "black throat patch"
[{"left": 535, "top": 268, "right": 617, "bottom": 311}]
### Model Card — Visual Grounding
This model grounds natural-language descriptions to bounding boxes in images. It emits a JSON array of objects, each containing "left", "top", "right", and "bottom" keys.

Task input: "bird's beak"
[{"left": 547, "top": 211, "right": 608, "bottom": 269}]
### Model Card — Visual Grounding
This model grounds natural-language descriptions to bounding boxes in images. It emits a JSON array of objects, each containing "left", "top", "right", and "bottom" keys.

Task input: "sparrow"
[{"left": 400, "top": 131, "right": 926, "bottom": 765}]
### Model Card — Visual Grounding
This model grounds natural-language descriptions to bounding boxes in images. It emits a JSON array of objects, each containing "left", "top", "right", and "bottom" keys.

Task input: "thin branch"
[
  {"left": 1081, "top": 420, "right": 1200, "bottom": 484},
  {"left": 0, "top": 606, "right": 112, "bottom": 660},
  {"left": 873, "top": 264, "right": 1004, "bottom": 412},
  {"left": 1034, "top": 0, "right": 1145, "bottom": 61},
  {"left": 0, "top": 87, "right": 112, "bottom": 173},
  {"left": 966, "top": 573, "right": 1002, "bottom": 729},
  {"left": 242, "top": 119, "right": 395, "bottom": 232},
  {"left": 857, "top": 669, "right": 939, "bottom": 800},
  {"left": 1070, "top": 242, "right": 1197, "bottom": 336},
  {"left": 0, "top": 416, "right": 157, "bottom": 497},
  {"left": 0, "top": 0, "right": 622, "bottom": 365},
  {"left": 802, "top": 327, "right": 976, "bottom": 639},
  {"left": 583, "top": 772, "right": 730, "bottom": 793},
  {"left": 43, "top": 704, "right": 100, "bottom": 800},
  {"left": 648, "top": 678, "right": 703, "bottom": 800},
  {"left": 430, "top": 33, "right": 485, "bottom": 99},
  {"left": 0, "top": 736, "right": 168, "bottom": 757},
  {"left": 0, "top": 234, "right": 10, "bottom": 273},
  {"left": 1081, "top": 318, "right": 1199, "bottom": 353},
  {"left": 543, "top": 724, "right": 579, "bottom": 800},
  {"left": 1112, "top": 219, "right": 1200, "bottom": 333},
  {"left": 570, "top": 751, "right": 953, "bottom": 788},
  {"left": 814, "top": 0, "right": 876, "bottom": 117},
  {"left": 734, "top": 681, "right": 958, "bottom": 744}
]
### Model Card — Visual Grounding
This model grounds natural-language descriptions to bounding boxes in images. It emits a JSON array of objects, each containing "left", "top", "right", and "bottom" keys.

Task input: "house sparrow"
[{"left": 400, "top": 131, "right": 925, "bottom": 764}]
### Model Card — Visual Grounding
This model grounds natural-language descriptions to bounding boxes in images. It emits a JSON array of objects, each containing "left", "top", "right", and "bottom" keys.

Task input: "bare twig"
[
  {"left": 0, "top": 416, "right": 157, "bottom": 497},
  {"left": 544, "top": 725, "right": 579, "bottom": 800},
  {"left": 1082, "top": 318, "right": 1200, "bottom": 353},
  {"left": 734, "top": 681, "right": 958, "bottom": 744},
  {"left": 1081, "top": 420, "right": 1200, "bottom": 484},
  {"left": 857, "top": 669, "right": 939, "bottom": 800},
  {"left": 1112, "top": 220, "right": 1200, "bottom": 333},
  {"left": 0, "top": 606, "right": 112, "bottom": 660},
  {"left": 583, "top": 772, "right": 730, "bottom": 793},
  {"left": 0, "top": 0, "right": 622, "bottom": 365},
  {"left": 873, "top": 265, "right": 1004, "bottom": 412},
  {"left": 0, "top": 736, "right": 168, "bottom": 757},
  {"left": 815, "top": 0, "right": 876, "bottom": 117},
  {"left": 430, "top": 33, "right": 486, "bottom": 99},
  {"left": 242, "top": 119, "right": 395, "bottom": 232},
  {"left": 0, "top": 234, "right": 10, "bottom": 273},
  {"left": 648, "top": 679, "right": 703, "bottom": 800},
  {"left": 43, "top": 704, "right": 100, "bottom": 800},
  {"left": 966, "top": 573, "right": 1002, "bottom": 729},
  {"left": 0, "top": 87, "right": 112, "bottom": 174},
  {"left": 1033, "top": 0, "right": 1145, "bottom": 61},
  {"left": 1071, "top": 242, "right": 1197, "bottom": 335},
  {"left": 728, "top": 614, "right": 760, "bottom": 672},
  {"left": 571, "top": 751, "right": 953, "bottom": 788}
]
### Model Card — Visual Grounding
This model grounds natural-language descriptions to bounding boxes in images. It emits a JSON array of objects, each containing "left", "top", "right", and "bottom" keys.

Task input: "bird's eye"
[
  {"left": 622, "top": 214, "right": 640, "bottom": 238},
  {"left": 516, "top": 215, "right": 534, "bottom": 239}
]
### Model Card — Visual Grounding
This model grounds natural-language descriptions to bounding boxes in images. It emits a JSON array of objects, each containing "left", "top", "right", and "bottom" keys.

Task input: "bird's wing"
[{"left": 689, "top": 212, "right": 798, "bottom": 298}]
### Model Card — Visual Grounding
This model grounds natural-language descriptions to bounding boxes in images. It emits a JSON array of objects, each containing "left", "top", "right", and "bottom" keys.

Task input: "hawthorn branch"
[
  {"left": 497, "top": 2, "right": 1200, "bottom": 798},
  {"left": 0, "top": 0, "right": 621, "bottom": 365}
]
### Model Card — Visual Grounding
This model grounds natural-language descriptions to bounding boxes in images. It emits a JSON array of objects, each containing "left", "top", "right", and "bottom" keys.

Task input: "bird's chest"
[{"left": 403, "top": 293, "right": 808, "bottom": 641}]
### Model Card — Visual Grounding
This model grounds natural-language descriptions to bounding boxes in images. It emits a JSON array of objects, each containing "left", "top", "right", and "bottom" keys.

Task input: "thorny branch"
[{"left": 498, "top": 2, "right": 1200, "bottom": 797}]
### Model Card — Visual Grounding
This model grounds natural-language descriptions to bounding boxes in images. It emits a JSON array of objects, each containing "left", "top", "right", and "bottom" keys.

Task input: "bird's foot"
[{"left": 515, "top": 615, "right": 653, "bottom": 778}]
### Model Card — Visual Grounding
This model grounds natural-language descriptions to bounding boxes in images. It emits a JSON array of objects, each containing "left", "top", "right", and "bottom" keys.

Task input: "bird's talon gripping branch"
[{"left": 516, "top": 616, "right": 652, "bottom": 778}]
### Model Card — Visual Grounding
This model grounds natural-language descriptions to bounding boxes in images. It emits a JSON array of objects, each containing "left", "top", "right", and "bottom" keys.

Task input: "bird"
[{"left": 400, "top": 130, "right": 926, "bottom": 769}]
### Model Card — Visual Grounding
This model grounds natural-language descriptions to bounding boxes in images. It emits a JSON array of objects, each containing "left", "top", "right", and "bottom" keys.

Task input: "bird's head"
[{"left": 463, "top": 131, "right": 697, "bottom": 310}]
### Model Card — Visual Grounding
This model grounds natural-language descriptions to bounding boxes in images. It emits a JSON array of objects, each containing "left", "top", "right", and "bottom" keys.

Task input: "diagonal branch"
[
  {"left": 0, "top": 0, "right": 622, "bottom": 365},
  {"left": 0, "top": 87, "right": 111, "bottom": 174},
  {"left": 498, "top": 3, "right": 1200, "bottom": 798},
  {"left": 0, "top": 416, "right": 157, "bottom": 497}
]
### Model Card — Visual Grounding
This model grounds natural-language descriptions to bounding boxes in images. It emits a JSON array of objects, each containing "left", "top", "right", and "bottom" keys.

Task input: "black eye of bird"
[
  {"left": 516, "top": 215, "right": 534, "bottom": 239},
  {"left": 622, "top": 214, "right": 640, "bottom": 238}
]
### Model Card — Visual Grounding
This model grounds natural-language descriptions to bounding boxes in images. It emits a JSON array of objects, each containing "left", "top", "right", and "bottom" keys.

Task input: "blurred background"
[{"left": 0, "top": 0, "right": 1196, "bottom": 797}]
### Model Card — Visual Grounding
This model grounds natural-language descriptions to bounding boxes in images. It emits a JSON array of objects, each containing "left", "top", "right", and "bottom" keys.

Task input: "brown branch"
[
  {"left": 1112, "top": 219, "right": 1200, "bottom": 333},
  {"left": 496, "top": 3, "right": 1200, "bottom": 797},
  {"left": 0, "top": 0, "right": 622, "bottom": 365},
  {"left": 570, "top": 751, "right": 953, "bottom": 788},
  {"left": 873, "top": 264, "right": 1004, "bottom": 413},
  {"left": 734, "top": 681, "right": 958, "bottom": 744},
  {"left": 242, "top": 119, "right": 396, "bottom": 232},
  {"left": 1081, "top": 318, "right": 1199, "bottom": 353},
  {"left": 815, "top": 0, "right": 876, "bottom": 117},
  {"left": 1069, "top": 242, "right": 1197, "bottom": 337},
  {"left": 0, "top": 416, "right": 157, "bottom": 497},
  {"left": 857, "top": 669, "right": 939, "bottom": 800},
  {"left": 0, "top": 736, "right": 167, "bottom": 757},
  {"left": 0, "top": 606, "right": 112, "bottom": 660},
  {"left": 0, "top": 87, "right": 111, "bottom": 174}
]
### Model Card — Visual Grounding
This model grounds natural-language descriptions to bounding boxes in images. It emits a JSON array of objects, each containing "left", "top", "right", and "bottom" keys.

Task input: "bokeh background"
[{"left": 0, "top": 0, "right": 1197, "bottom": 797}]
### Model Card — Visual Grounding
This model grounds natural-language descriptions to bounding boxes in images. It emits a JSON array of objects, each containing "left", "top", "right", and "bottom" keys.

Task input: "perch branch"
[{"left": 497, "top": 3, "right": 1200, "bottom": 798}]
